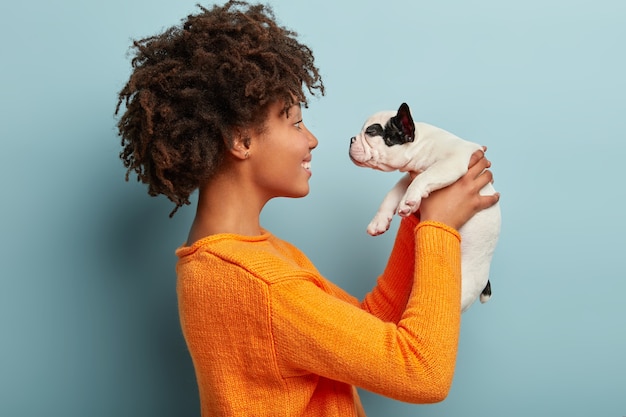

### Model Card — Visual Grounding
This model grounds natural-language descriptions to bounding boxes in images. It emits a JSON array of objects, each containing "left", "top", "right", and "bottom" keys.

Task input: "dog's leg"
[
  {"left": 480, "top": 280, "right": 492, "bottom": 303},
  {"left": 367, "top": 174, "right": 412, "bottom": 235},
  {"left": 397, "top": 158, "right": 470, "bottom": 216}
]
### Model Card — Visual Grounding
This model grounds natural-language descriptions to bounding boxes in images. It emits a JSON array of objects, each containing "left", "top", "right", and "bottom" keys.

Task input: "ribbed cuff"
[{"left": 415, "top": 220, "right": 461, "bottom": 242}]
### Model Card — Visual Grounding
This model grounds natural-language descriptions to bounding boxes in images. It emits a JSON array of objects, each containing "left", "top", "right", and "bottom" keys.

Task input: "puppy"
[{"left": 349, "top": 103, "right": 501, "bottom": 312}]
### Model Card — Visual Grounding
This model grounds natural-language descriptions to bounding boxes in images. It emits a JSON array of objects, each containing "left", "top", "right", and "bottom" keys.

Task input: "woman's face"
[{"left": 248, "top": 101, "right": 318, "bottom": 201}]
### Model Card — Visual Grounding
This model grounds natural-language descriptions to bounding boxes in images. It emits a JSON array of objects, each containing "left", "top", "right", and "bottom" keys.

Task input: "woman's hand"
[{"left": 418, "top": 148, "right": 500, "bottom": 231}]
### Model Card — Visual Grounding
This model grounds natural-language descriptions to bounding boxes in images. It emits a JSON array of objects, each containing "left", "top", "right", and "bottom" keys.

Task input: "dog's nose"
[{"left": 350, "top": 136, "right": 356, "bottom": 144}]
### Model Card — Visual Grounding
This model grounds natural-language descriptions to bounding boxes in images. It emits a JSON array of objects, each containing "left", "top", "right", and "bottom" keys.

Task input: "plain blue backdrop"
[{"left": 1, "top": 0, "right": 624, "bottom": 416}]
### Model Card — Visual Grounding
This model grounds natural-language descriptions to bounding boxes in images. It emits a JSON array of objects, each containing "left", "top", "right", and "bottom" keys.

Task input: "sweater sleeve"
[
  {"left": 270, "top": 221, "right": 462, "bottom": 403},
  {"left": 361, "top": 215, "right": 420, "bottom": 323}
]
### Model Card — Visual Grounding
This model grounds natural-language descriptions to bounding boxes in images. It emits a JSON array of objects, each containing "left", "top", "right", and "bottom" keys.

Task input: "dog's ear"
[
  {"left": 384, "top": 103, "right": 415, "bottom": 145},
  {"left": 395, "top": 103, "right": 415, "bottom": 142}
]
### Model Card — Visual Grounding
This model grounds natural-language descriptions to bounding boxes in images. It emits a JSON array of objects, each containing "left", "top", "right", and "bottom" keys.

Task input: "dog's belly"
[{"left": 458, "top": 183, "right": 501, "bottom": 312}]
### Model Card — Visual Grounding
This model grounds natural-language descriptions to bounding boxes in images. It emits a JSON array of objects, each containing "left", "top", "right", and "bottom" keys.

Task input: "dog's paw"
[
  {"left": 367, "top": 214, "right": 392, "bottom": 236},
  {"left": 397, "top": 200, "right": 419, "bottom": 217}
]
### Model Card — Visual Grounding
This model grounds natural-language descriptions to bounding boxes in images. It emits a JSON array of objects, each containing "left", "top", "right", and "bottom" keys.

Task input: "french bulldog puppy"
[{"left": 349, "top": 103, "right": 501, "bottom": 312}]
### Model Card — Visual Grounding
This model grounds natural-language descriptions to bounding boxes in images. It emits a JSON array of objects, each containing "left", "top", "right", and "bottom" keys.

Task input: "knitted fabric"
[{"left": 176, "top": 217, "right": 462, "bottom": 416}]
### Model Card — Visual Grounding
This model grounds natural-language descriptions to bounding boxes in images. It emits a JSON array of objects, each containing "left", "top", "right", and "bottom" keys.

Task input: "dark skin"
[
  {"left": 417, "top": 147, "right": 498, "bottom": 230},
  {"left": 186, "top": 100, "right": 498, "bottom": 245}
]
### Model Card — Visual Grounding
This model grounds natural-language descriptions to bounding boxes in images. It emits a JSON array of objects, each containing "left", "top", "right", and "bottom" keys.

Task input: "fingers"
[
  {"left": 470, "top": 147, "right": 499, "bottom": 210},
  {"left": 474, "top": 166, "right": 494, "bottom": 189},
  {"left": 477, "top": 191, "right": 501, "bottom": 211},
  {"left": 467, "top": 153, "right": 491, "bottom": 180},
  {"left": 467, "top": 146, "right": 499, "bottom": 209},
  {"left": 467, "top": 147, "right": 486, "bottom": 168}
]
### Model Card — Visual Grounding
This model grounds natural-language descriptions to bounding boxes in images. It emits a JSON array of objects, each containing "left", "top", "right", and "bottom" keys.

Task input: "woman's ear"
[{"left": 229, "top": 131, "right": 252, "bottom": 160}]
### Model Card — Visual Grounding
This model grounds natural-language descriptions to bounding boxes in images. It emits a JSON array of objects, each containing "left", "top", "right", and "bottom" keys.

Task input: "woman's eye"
[{"left": 294, "top": 120, "right": 303, "bottom": 129}]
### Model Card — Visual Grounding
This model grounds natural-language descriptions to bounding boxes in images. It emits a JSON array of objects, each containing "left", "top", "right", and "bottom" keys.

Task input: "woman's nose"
[{"left": 308, "top": 128, "right": 318, "bottom": 150}]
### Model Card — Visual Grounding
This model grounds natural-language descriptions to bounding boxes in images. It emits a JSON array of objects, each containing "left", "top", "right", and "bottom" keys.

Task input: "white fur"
[{"left": 349, "top": 110, "right": 501, "bottom": 312}]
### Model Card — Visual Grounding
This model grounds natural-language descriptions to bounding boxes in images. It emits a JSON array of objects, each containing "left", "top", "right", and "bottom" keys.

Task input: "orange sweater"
[{"left": 176, "top": 216, "right": 462, "bottom": 416}]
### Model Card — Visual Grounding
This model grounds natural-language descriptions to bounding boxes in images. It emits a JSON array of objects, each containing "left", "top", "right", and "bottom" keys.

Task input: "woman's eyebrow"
[{"left": 288, "top": 104, "right": 302, "bottom": 119}]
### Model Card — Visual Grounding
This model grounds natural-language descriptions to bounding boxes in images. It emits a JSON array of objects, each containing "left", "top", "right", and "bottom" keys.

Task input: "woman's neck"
[{"left": 186, "top": 171, "right": 267, "bottom": 245}]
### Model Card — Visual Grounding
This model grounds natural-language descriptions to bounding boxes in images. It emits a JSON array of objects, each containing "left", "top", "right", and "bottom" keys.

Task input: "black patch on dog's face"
[
  {"left": 383, "top": 118, "right": 409, "bottom": 146},
  {"left": 363, "top": 103, "right": 416, "bottom": 147},
  {"left": 365, "top": 123, "right": 384, "bottom": 138}
]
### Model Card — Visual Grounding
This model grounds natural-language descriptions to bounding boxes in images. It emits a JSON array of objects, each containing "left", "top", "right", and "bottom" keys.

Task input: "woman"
[{"left": 116, "top": 1, "right": 500, "bottom": 416}]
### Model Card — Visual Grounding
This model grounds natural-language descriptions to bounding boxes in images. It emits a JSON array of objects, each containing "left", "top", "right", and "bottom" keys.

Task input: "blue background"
[{"left": 1, "top": 0, "right": 624, "bottom": 416}]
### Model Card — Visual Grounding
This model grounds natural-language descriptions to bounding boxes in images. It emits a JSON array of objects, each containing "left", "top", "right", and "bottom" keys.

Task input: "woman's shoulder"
[{"left": 176, "top": 231, "right": 320, "bottom": 285}]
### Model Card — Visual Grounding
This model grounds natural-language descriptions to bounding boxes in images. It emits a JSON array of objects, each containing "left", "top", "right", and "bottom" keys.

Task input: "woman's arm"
[
  {"left": 270, "top": 222, "right": 462, "bottom": 403},
  {"left": 269, "top": 150, "right": 499, "bottom": 402},
  {"left": 360, "top": 215, "right": 418, "bottom": 323},
  {"left": 359, "top": 149, "right": 499, "bottom": 323}
]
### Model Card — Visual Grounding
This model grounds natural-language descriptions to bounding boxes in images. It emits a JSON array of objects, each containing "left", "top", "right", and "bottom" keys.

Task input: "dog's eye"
[{"left": 365, "top": 124, "right": 383, "bottom": 137}]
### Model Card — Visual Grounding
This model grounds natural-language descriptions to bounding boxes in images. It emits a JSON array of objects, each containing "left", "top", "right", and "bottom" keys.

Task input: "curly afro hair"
[{"left": 115, "top": 0, "right": 324, "bottom": 216}]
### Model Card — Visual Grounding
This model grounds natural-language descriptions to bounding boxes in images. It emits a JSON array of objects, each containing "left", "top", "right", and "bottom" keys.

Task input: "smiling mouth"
[{"left": 302, "top": 161, "right": 311, "bottom": 170}]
